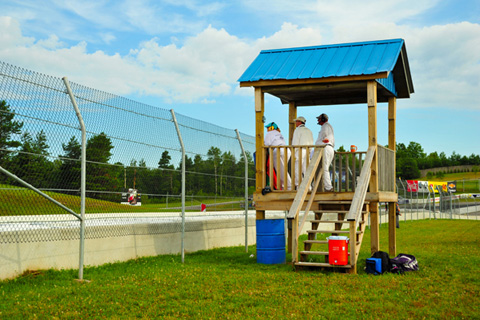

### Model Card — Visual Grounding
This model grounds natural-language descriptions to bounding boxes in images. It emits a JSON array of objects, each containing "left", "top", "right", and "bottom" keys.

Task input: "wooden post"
[
  {"left": 388, "top": 202, "right": 396, "bottom": 256},
  {"left": 255, "top": 87, "right": 265, "bottom": 220},
  {"left": 287, "top": 101, "right": 296, "bottom": 252},
  {"left": 367, "top": 81, "right": 379, "bottom": 254},
  {"left": 349, "top": 220, "right": 357, "bottom": 274},
  {"left": 288, "top": 102, "right": 297, "bottom": 145},
  {"left": 388, "top": 97, "right": 397, "bottom": 256}
]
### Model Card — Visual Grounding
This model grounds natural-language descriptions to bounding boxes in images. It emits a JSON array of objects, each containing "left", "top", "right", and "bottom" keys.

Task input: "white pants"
[
  {"left": 294, "top": 148, "right": 308, "bottom": 187},
  {"left": 322, "top": 145, "right": 334, "bottom": 190},
  {"left": 272, "top": 148, "right": 292, "bottom": 190}
]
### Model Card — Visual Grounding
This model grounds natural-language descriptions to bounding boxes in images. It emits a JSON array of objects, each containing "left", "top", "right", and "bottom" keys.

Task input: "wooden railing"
[
  {"left": 331, "top": 151, "right": 366, "bottom": 192},
  {"left": 345, "top": 146, "right": 375, "bottom": 267},
  {"left": 377, "top": 145, "right": 396, "bottom": 192},
  {"left": 263, "top": 145, "right": 318, "bottom": 191},
  {"left": 263, "top": 144, "right": 394, "bottom": 193},
  {"left": 263, "top": 145, "right": 367, "bottom": 193}
]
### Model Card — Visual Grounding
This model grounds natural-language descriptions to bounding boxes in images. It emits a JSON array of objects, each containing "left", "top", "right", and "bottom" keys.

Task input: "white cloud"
[
  {"left": 1, "top": 10, "right": 479, "bottom": 110},
  {"left": 403, "top": 22, "right": 480, "bottom": 109},
  {"left": 1, "top": 17, "right": 326, "bottom": 103},
  {"left": 0, "top": 16, "right": 34, "bottom": 47}
]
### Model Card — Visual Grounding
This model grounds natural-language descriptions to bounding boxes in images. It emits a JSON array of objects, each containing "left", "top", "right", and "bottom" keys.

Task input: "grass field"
[
  {"left": 1, "top": 219, "right": 478, "bottom": 319},
  {"left": 0, "top": 184, "right": 244, "bottom": 216}
]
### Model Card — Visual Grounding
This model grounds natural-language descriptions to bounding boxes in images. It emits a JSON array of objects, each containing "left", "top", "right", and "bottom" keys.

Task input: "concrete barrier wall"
[{"left": 2, "top": 211, "right": 320, "bottom": 280}]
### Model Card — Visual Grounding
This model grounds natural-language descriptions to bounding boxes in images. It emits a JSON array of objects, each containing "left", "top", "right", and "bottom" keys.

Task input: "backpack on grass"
[
  {"left": 390, "top": 253, "right": 419, "bottom": 273},
  {"left": 367, "top": 251, "right": 392, "bottom": 274}
]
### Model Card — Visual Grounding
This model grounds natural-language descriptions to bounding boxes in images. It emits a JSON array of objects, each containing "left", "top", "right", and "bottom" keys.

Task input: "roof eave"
[{"left": 239, "top": 72, "right": 389, "bottom": 88}]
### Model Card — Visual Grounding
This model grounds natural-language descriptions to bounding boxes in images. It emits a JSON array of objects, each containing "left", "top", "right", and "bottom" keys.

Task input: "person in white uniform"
[
  {"left": 291, "top": 116, "right": 314, "bottom": 188},
  {"left": 264, "top": 122, "right": 291, "bottom": 190},
  {"left": 315, "top": 113, "right": 335, "bottom": 191}
]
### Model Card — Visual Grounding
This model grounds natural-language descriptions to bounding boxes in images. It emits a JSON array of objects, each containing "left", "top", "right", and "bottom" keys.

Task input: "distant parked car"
[{"left": 398, "top": 196, "right": 408, "bottom": 204}]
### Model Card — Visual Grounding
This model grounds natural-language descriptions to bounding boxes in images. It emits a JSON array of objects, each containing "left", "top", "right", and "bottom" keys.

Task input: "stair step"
[
  {"left": 313, "top": 210, "right": 369, "bottom": 214},
  {"left": 300, "top": 251, "right": 329, "bottom": 256},
  {"left": 313, "top": 210, "right": 350, "bottom": 214},
  {"left": 311, "top": 220, "right": 347, "bottom": 223},
  {"left": 310, "top": 220, "right": 358, "bottom": 224},
  {"left": 307, "top": 230, "right": 362, "bottom": 234},
  {"left": 304, "top": 240, "right": 361, "bottom": 245},
  {"left": 295, "top": 261, "right": 352, "bottom": 268},
  {"left": 304, "top": 240, "right": 328, "bottom": 244},
  {"left": 316, "top": 200, "right": 370, "bottom": 205},
  {"left": 316, "top": 201, "right": 354, "bottom": 204}
]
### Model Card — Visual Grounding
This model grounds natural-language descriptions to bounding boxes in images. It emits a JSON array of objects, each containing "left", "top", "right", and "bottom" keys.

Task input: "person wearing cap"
[
  {"left": 264, "top": 122, "right": 291, "bottom": 190},
  {"left": 291, "top": 116, "right": 314, "bottom": 188},
  {"left": 315, "top": 113, "right": 335, "bottom": 191}
]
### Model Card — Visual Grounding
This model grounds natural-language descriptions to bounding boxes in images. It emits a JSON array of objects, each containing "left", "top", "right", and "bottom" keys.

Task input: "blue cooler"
[{"left": 366, "top": 258, "right": 382, "bottom": 275}]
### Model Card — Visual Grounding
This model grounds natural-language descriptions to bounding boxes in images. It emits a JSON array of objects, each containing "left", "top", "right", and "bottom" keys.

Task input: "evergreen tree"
[
  {"left": 85, "top": 132, "right": 118, "bottom": 199},
  {"left": 12, "top": 130, "right": 52, "bottom": 187},
  {"left": 0, "top": 100, "right": 23, "bottom": 166},
  {"left": 58, "top": 136, "right": 81, "bottom": 191}
]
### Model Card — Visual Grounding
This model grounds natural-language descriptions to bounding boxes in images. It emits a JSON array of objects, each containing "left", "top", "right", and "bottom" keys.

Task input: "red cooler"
[{"left": 328, "top": 236, "right": 349, "bottom": 265}]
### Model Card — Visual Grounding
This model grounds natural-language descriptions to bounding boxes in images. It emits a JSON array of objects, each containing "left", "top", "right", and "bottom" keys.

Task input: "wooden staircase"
[
  {"left": 295, "top": 200, "right": 370, "bottom": 273},
  {"left": 287, "top": 146, "right": 375, "bottom": 274}
]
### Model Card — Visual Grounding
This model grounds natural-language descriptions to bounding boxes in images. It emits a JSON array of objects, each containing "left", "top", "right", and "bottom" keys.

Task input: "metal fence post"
[
  {"left": 62, "top": 77, "right": 86, "bottom": 281},
  {"left": 171, "top": 109, "right": 186, "bottom": 263},
  {"left": 235, "top": 129, "right": 249, "bottom": 252}
]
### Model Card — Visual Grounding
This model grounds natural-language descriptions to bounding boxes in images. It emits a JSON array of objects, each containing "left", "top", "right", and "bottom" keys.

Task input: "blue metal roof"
[{"left": 239, "top": 38, "right": 414, "bottom": 104}]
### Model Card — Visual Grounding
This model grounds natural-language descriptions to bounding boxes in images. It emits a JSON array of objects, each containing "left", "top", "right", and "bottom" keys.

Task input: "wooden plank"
[
  {"left": 387, "top": 97, "right": 398, "bottom": 259},
  {"left": 255, "top": 87, "right": 265, "bottom": 220},
  {"left": 308, "top": 230, "right": 362, "bottom": 234},
  {"left": 388, "top": 96, "right": 397, "bottom": 193},
  {"left": 310, "top": 220, "right": 350, "bottom": 223},
  {"left": 294, "top": 261, "right": 352, "bottom": 268},
  {"left": 291, "top": 214, "right": 298, "bottom": 263},
  {"left": 314, "top": 210, "right": 350, "bottom": 214},
  {"left": 346, "top": 146, "right": 374, "bottom": 221},
  {"left": 239, "top": 72, "right": 389, "bottom": 88},
  {"left": 352, "top": 153, "right": 357, "bottom": 192},
  {"left": 367, "top": 81, "right": 378, "bottom": 193},
  {"left": 304, "top": 240, "right": 361, "bottom": 245},
  {"left": 370, "top": 203, "right": 379, "bottom": 254},
  {"left": 367, "top": 81, "right": 379, "bottom": 255},
  {"left": 345, "top": 154, "right": 350, "bottom": 192},
  {"left": 349, "top": 220, "right": 356, "bottom": 269},
  {"left": 299, "top": 251, "right": 329, "bottom": 255},
  {"left": 339, "top": 153, "right": 343, "bottom": 192},
  {"left": 289, "top": 102, "right": 296, "bottom": 145},
  {"left": 287, "top": 148, "right": 323, "bottom": 219},
  {"left": 388, "top": 202, "right": 397, "bottom": 257},
  {"left": 304, "top": 240, "right": 328, "bottom": 244}
]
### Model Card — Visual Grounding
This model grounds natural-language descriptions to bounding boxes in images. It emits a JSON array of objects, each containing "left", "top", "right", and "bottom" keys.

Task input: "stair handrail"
[
  {"left": 344, "top": 146, "right": 375, "bottom": 269},
  {"left": 346, "top": 146, "right": 376, "bottom": 222},
  {"left": 286, "top": 147, "right": 324, "bottom": 263}
]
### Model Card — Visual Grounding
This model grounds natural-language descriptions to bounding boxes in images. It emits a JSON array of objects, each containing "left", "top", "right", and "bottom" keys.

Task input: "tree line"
[
  {"left": 0, "top": 100, "right": 255, "bottom": 203},
  {"left": 2, "top": 100, "right": 479, "bottom": 199}
]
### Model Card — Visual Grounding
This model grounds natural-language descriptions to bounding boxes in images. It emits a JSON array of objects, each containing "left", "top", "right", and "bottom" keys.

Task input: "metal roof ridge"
[{"left": 259, "top": 38, "right": 404, "bottom": 54}]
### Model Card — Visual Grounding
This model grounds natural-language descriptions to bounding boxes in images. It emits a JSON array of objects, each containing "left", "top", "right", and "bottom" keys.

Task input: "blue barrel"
[{"left": 256, "top": 219, "right": 286, "bottom": 264}]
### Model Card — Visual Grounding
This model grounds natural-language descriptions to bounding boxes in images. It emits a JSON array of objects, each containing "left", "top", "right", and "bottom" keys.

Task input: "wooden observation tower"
[{"left": 238, "top": 39, "right": 414, "bottom": 273}]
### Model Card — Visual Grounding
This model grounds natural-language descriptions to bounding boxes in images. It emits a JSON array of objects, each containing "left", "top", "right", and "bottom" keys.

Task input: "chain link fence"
[
  {"left": 376, "top": 179, "right": 480, "bottom": 225},
  {"left": 0, "top": 61, "right": 257, "bottom": 279}
]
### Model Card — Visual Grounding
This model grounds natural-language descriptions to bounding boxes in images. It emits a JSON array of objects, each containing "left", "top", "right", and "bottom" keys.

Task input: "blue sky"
[{"left": 1, "top": 0, "right": 479, "bottom": 158}]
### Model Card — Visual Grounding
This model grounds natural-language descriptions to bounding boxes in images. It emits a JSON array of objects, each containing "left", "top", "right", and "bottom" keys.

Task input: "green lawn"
[
  {"left": 1, "top": 219, "right": 479, "bottom": 319},
  {"left": 0, "top": 184, "right": 243, "bottom": 216}
]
